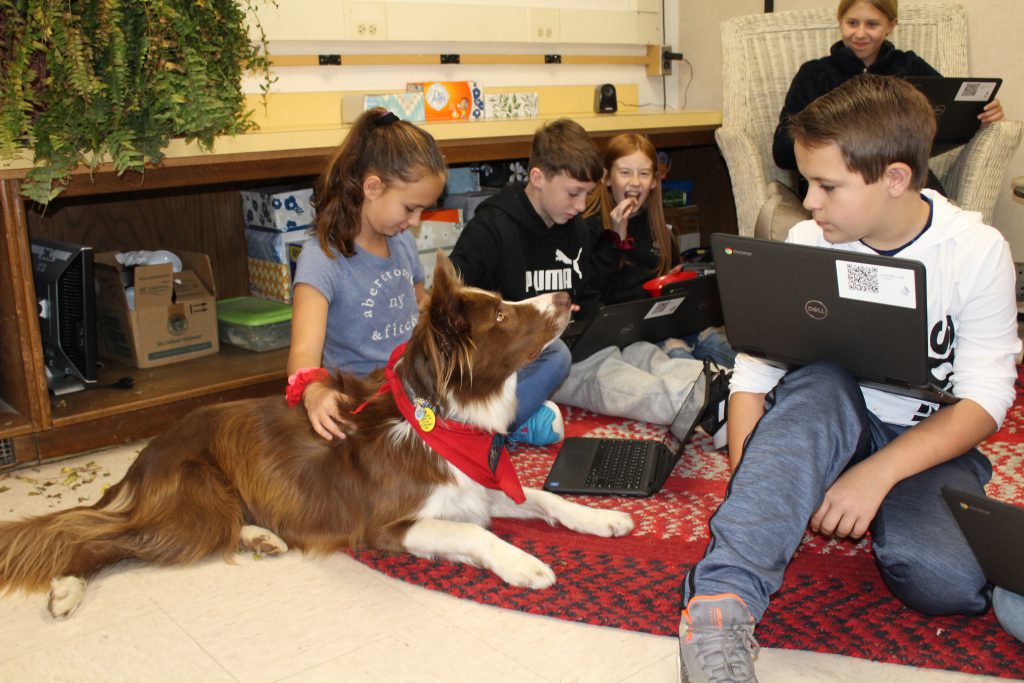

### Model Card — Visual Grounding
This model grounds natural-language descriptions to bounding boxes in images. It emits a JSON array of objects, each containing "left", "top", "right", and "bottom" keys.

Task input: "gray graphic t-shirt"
[{"left": 294, "top": 232, "right": 424, "bottom": 376}]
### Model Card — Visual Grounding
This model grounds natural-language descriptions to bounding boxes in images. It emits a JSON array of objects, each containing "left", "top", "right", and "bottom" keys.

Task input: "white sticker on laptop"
[
  {"left": 644, "top": 297, "right": 684, "bottom": 319},
  {"left": 955, "top": 81, "right": 997, "bottom": 102},
  {"left": 835, "top": 260, "right": 917, "bottom": 308}
]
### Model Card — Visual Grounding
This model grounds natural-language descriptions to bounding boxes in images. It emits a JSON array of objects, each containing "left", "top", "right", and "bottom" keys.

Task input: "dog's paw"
[
  {"left": 48, "top": 576, "right": 86, "bottom": 619},
  {"left": 563, "top": 507, "right": 635, "bottom": 537},
  {"left": 492, "top": 547, "right": 556, "bottom": 589},
  {"left": 239, "top": 525, "right": 288, "bottom": 555}
]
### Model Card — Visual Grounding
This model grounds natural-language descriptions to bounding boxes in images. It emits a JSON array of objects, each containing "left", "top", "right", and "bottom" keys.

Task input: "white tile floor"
[{"left": 0, "top": 443, "right": 1011, "bottom": 683}]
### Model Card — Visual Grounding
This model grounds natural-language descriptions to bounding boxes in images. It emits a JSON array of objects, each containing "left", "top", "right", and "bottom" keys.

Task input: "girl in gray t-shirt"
[
  {"left": 294, "top": 234, "right": 423, "bottom": 377},
  {"left": 287, "top": 108, "right": 447, "bottom": 441}
]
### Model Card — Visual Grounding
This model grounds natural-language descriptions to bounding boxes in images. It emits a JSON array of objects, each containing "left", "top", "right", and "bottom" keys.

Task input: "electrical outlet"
[{"left": 662, "top": 46, "right": 683, "bottom": 76}]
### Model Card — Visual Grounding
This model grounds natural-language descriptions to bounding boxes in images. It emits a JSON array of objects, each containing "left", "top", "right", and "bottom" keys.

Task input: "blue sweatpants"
[
  {"left": 683, "top": 362, "right": 992, "bottom": 620},
  {"left": 512, "top": 338, "right": 571, "bottom": 429}
]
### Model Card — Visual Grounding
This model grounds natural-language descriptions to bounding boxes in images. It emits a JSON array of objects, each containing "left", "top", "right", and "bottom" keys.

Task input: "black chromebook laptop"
[
  {"left": 710, "top": 233, "right": 956, "bottom": 405},
  {"left": 904, "top": 76, "right": 1002, "bottom": 154},
  {"left": 942, "top": 487, "right": 1024, "bottom": 595},
  {"left": 543, "top": 364, "right": 709, "bottom": 497},
  {"left": 560, "top": 274, "right": 723, "bottom": 363}
]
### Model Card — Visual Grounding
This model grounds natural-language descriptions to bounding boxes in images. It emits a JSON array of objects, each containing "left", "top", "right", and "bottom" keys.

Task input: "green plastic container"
[{"left": 216, "top": 296, "right": 292, "bottom": 352}]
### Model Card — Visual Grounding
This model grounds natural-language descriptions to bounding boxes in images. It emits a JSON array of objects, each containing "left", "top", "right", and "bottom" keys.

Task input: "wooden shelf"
[
  {"left": 49, "top": 346, "right": 288, "bottom": 428},
  {"left": 0, "top": 114, "right": 732, "bottom": 466},
  {"left": 0, "top": 399, "right": 32, "bottom": 438}
]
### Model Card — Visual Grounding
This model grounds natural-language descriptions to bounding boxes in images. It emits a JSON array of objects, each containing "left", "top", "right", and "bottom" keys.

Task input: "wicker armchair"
[{"left": 718, "top": 3, "right": 1023, "bottom": 237}]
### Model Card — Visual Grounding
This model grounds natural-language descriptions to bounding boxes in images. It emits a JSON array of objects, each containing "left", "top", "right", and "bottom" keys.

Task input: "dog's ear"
[
  {"left": 421, "top": 251, "right": 472, "bottom": 388},
  {"left": 432, "top": 250, "right": 462, "bottom": 293}
]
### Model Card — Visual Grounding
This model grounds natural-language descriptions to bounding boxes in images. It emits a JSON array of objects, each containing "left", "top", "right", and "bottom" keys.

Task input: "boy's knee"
[
  {"left": 546, "top": 339, "right": 572, "bottom": 378},
  {"left": 876, "top": 546, "right": 988, "bottom": 616},
  {"left": 788, "top": 361, "right": 855, "bottom": 388},
  {"left": 770, "top": 361, "right": 861, "bottom": 412}
]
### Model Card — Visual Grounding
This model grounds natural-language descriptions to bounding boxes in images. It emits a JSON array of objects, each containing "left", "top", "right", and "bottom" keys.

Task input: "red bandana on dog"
[{"left": 358, "top": 343, "right": 526, "bottom": 504}]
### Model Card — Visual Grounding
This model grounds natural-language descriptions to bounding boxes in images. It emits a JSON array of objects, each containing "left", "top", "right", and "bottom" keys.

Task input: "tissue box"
[
  {"left": 442, "top": 189, "right": 498, "bottom": 223},
  {"left": 445, "top": 166, "right": 481, "bottom": 194},
  {"left": 662, "top": 179, "right": 695, "bottom": 207},
  {"left": 245, "top": 227, "right": 313, "bottom": 304},
  {"left": 411, "top": 208, "right": 463, "bottom": 288},
  {"left": 408, "top": 81, "right": 484, "bottom": 121},
  {"left": 484, "top": 92, "right": 539, "bottom": 119},
  {"left": 240, "top": 186, "right": 316, "bottom": 231},
  {"left": 245, "top": 227, "right": 313, "bottom": 264},
  {"left": 94, "top": 251, "right": 219, "bottom": 368},
  {"left": 342, "top": 92, "right": 425, "bottom": 124}
]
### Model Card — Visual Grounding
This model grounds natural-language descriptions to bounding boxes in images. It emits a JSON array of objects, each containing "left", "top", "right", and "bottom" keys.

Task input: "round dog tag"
[{"left": 418, "top": 407, "right": 436, "bottom": 432}]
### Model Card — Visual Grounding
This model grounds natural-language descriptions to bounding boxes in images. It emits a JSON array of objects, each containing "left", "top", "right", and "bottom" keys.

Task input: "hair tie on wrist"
[
  {"left": 599, "top": 230, "right": 634, "bottom": 251},
  {"left": 286, "top": 367, "right": 330, "bottom": 408},
  {"left": 372, "top": 111, "right": 400, "bottom": 127}
]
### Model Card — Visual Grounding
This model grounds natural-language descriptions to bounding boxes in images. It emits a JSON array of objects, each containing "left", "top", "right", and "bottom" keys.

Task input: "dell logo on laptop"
[{"left": 805, "top": 300, "right": 828, "bottom": 320}]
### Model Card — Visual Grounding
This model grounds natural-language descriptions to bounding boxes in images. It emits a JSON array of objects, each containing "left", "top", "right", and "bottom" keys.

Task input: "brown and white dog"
[{"left": 0, "top": 253, "right": 633, "bottom": 618}]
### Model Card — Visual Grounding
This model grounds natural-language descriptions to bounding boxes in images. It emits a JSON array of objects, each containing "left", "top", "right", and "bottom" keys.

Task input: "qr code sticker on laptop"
[
  {"left": 955, "top": 81, "right": 997, "bottom": 102},
  {"left": 846, "top": 263, "right": 880, "bottom": 294}
]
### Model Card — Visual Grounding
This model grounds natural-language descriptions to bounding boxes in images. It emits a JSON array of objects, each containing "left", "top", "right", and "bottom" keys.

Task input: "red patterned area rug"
[{"left": 348, "top": 378, "right": 1024, "bottom": 678}]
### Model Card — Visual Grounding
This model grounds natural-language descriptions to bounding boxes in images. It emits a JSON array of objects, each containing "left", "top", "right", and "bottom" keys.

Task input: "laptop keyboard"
[{"left": 585, "top": 440, "right": 649, "bottom": 490}]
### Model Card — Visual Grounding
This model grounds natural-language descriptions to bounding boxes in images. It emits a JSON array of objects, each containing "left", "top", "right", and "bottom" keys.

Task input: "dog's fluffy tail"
[
  {"left": 0, "top": 503, "right": 130, "bottom": 593},
  {"left": 0, "top": 445, "right": 244, "bottom": 593}
]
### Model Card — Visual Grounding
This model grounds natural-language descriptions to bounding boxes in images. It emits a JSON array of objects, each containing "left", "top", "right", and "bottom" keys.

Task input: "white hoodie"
[{"left": 730, "top": 190, "right": 1021, "bottom": 427}]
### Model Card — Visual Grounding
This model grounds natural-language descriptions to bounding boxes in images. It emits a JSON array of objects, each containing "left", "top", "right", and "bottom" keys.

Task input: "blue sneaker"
[{"left": 511, "top": 401, "right": 564, "bottom": 446}]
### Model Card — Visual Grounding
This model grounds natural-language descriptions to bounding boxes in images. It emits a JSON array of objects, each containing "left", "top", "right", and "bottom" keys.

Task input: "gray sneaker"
[{"left": 678, "top": 594, "right": 760, "bottom": 683}]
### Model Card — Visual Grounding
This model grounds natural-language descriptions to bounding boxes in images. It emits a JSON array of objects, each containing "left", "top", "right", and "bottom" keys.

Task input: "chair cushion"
[{"left": 754, "top": 181, "right": 810, "bottom": 241}]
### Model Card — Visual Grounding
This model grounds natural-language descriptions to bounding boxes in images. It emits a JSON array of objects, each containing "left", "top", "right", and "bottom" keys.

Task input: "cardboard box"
[
  {"left": 411, "top": 208, "right": 463, "bottom": 289},
  {"left": 94, "top": 252, "right": 219, "bottom": 368},
  {"left": 341, "top": 92, "right": 426, "bottom": 124},
  {"left": 408, "top": 81, "right": 484, "bottom": 121},
  {"left": 244, "top": 227, "right": 313, "bottom": 303},
  {"left": 240, "top": 186, "right": 316, "bottom": 231}
]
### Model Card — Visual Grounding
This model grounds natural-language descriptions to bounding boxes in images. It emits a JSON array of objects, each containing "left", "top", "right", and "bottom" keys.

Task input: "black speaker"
[{"left": 594, "top": 83, "right": 617, "bottom": 114}]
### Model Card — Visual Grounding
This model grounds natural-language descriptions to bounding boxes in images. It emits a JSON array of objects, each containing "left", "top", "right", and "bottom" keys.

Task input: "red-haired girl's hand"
[{"left": 608, "top": 197, "right": 639, "bottom": 238}]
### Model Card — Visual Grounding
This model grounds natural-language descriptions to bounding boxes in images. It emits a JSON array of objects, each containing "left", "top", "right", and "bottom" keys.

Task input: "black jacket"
[
  {"left": 587, "top": 209, "right": 675, "bottom": 304},
  {"left": 448, "top": 182, "right": 603, "bottom": 318},
  {"left": 772, "top": 40, "right": 940, "bottom": 170}
]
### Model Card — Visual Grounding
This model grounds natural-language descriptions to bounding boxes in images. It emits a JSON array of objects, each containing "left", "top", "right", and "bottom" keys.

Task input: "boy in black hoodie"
[
  {"left": 449, "top": 118, "right": 605, "bottom": 319},
  {"left": 447, "top": 118, "right": 606, "bottom": 445}
]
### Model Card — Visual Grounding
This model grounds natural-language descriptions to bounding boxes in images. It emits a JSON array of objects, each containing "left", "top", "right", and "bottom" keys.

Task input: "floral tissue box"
[{"left": 484, "top": 92, "right": 539, "bottom": 120}]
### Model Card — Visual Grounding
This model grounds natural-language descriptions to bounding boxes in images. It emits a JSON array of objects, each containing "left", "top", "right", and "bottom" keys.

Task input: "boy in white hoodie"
[{"left": 677, "top": 74, "right": 1022, "bottom": 683}]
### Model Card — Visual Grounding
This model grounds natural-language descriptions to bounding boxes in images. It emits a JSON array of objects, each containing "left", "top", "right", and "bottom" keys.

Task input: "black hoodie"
[
  {"left": 587, "top": 208, "right": 676, "bottom": 304},
  {"left": 772, "top": 40, "right": 940, "bottom": 170},
  {"left": 448, "top": 182, "right": 602, "bottom": 318}
]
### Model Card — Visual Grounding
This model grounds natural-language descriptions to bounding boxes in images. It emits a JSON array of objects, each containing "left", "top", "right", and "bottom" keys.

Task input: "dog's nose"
[{"left": 552, "top": 292, "right": 571, "bottom": 310}]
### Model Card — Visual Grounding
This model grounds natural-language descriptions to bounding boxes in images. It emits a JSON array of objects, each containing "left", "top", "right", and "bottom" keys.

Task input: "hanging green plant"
[{"left": 0, "top": 0, "right": 275, "bottom": 204}]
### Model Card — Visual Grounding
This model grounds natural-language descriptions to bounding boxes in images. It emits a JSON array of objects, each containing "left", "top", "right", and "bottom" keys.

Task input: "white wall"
[
  {"left": 243, "top": 0, "right": 682, "bottom": 111},
  {"left": 677, "top": 0, "right": 1024, "bottom": 255}
]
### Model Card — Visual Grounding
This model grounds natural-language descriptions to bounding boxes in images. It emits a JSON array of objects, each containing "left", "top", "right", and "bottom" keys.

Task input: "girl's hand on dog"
[{"left": 303, "top": 383, "right": 354, "bottom": 441}]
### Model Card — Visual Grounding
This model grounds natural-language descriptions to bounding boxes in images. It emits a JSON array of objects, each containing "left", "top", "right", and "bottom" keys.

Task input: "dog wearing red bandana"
[{"left": 0, "top": 253, "right": 633, "bottom": 618}]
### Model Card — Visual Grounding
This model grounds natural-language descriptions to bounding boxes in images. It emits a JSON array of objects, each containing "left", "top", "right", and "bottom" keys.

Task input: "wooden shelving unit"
[{"left": 0, "top": 112, "right": 733, "bottom": 468}]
